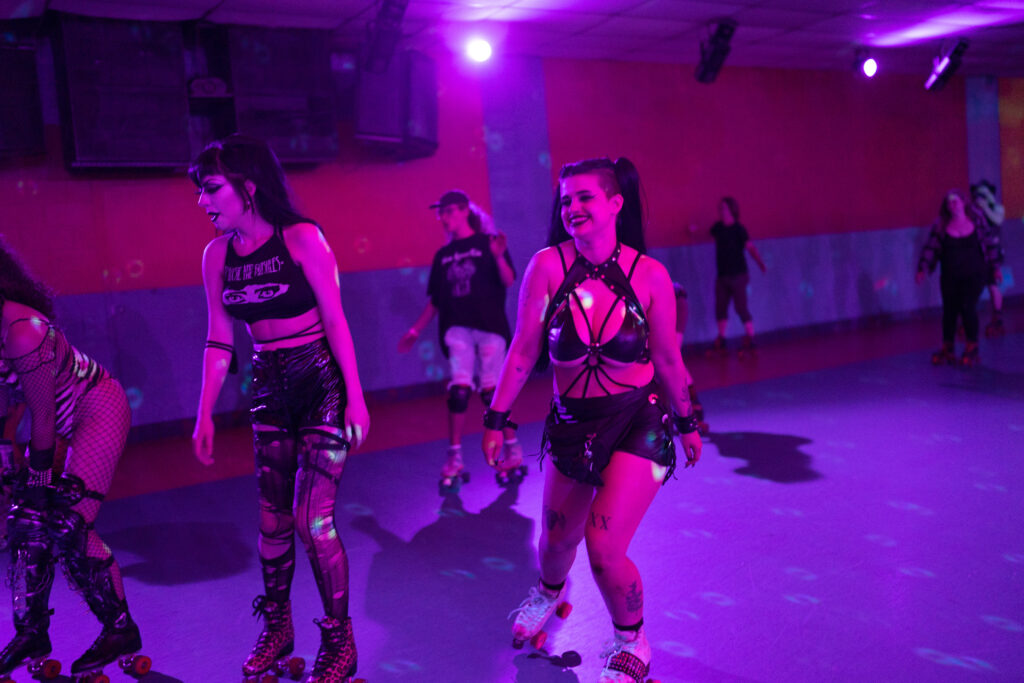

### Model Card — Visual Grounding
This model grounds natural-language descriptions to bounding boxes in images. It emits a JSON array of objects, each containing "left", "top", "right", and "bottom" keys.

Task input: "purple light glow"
[
  {"left": 872, "top": 4, "right": 1024, "bottom": 47},
  {"left": 466, "top": 38, "right": 493, "bottom": 62}
]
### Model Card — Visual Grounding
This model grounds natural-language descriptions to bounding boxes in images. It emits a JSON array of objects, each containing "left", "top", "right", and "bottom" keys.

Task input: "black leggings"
[
  {"left": 940, "top": 272, "right": 986, "bottom": 344},
  {"left": 250, "top": 339, "right": 351, "bottom": 619}
]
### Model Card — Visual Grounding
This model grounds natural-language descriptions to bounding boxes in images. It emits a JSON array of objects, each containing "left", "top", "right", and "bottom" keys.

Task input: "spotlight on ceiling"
[
  {"left": 924, "top": 38, "right": 968, "bottom": 91},
  {"left": 466, "top": 37, "right": 492, "bottom": 63},
  {"left": 854, "top": 49, "right": 877, "bottom": 78},
  {"left": 695, "top": 19, "right": 737, "bottom": 84}
]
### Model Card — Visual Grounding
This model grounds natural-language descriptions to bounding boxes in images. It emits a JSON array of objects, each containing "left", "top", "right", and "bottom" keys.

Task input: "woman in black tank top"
[
  {"left": 916, "top": 189, "right": 1003, "bottom": 366},
  {"left": 481, "top": 157, "right": 703, "bottom": 681},
  {"left": 189, "top": 135, "right": 369, "bottom": 682}
]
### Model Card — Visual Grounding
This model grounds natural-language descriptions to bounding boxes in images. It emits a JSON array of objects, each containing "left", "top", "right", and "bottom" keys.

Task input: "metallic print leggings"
[{"left": 250, "top": 339, "right": 351, "bottom": 619}]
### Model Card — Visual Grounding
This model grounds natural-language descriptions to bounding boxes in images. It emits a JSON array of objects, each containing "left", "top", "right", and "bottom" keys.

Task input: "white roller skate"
[
  {"left": 599, "top": 626, "right": 653, "bottom": 683},
  {"left": 509, "top": 583, "right": 572, "bottom": 650},
  {"left": 439, "top": 445, "right": 469, "bottom": 492},
  {"left": 495, "top": 439, "right": 527, "bottom": 487}
]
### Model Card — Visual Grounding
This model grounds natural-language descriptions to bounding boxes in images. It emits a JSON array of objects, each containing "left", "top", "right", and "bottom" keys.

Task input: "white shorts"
[{"left": 444, "top": 326, "right": 507, "bottom": 389}]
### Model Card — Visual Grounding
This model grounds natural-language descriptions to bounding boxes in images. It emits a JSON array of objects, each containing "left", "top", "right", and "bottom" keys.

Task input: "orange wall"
[
  {"left": 1000, "top": 77, "right": 1024, "bottom": 221},
  {"left": 1, "top": 53, "right": 490, "bottom": 295},
  {"left": 3, "top": 55, "right": 977, "bottom": 295},
  {"left": 543, "top": 60, "right": 968, "bottom": 247}
]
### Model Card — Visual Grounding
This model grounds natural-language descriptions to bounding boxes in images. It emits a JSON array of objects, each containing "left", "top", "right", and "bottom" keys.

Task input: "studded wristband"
[{"left": 673, "top": 412, "right": 700, "bottom": 435}]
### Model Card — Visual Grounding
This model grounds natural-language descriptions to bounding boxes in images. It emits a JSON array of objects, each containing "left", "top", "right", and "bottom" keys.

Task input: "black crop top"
[
  {"left": 221, "top": 229, "right": 318, "bottom": 324},
  {"left": 545, "top": 243, "right": 650, "bottom": 396}
]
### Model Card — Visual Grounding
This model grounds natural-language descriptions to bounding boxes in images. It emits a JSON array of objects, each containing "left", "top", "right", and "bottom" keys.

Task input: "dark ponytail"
[{"left": 546, "top": 156, "right": 647, "bottom": 254}]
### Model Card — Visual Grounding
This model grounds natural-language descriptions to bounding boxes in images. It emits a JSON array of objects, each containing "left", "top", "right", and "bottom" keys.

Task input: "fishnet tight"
[{"left": 65, "top": 378, "right": 131, "bottom": 599}]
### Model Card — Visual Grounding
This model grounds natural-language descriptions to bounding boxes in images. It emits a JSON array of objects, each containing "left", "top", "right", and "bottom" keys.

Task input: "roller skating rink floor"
[{"left": 2, "top": 309, "right": 1022, "bottom": 682}]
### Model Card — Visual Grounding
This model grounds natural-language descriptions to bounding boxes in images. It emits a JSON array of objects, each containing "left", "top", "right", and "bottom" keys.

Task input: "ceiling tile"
[
  {"left": 624, "top": 0, "right": 748, "bottom": 22},
  {"left": 581, "top": 15, "right": 693, "bottom": 38}
]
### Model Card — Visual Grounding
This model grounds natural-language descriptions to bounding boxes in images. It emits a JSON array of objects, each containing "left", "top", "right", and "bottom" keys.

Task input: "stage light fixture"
[
  {"left": 924, "top": 38, "right": 968, "bottom": 91},
  {"left": 695, "top": 19, "right": 737, "bottom": 84}
]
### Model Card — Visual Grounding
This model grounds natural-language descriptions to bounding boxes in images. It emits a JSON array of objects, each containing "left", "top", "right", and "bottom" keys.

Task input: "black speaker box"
[
  {"left": 52, "top": 13, "right": 191, "bottom": 168},
  {"left": 355, "top": 50, "right": 438, "bottom": 160},
  {"left": 228, "top": 26, "right": 338, "bottom": 163},
  {"left": 0, "top": 46, "right": 45, "bottom": 157}
]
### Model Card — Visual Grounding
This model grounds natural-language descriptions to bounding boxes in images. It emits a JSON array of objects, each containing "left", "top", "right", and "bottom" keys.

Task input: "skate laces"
[
  {"left": 508, "top": 585, "right": 558, "bottom": 622},
  {"left": 311, "top": 617, "right": 354, "bottom": 678},
  {"left": 600, "top": 630, "right": 641, "bottom": 659}
]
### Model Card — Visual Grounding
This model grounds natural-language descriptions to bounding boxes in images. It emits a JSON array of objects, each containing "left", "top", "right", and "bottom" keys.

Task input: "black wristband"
[
  {"left": 673, "top": 413, "right": 700, "bottom": 435},
  {"left": 483, "top": 408, "right": 517, "bottom": 431},
  {"left": 206, "top": 340, "right": 239, "bottom": 374},
  {"left": 28, "top": 444, "right": 56, "bottom": 471}
]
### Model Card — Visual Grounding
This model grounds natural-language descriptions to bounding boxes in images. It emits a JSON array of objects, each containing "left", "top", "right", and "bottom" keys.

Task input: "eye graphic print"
[
  {"left": 255, "top": 285, "right": 280, "bottom": 300},
  {"left": 224, "top": 290, "right": 246, "bottom": 304}
]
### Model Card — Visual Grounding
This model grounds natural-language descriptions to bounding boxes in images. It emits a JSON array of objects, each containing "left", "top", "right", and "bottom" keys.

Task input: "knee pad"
[
  {"left": 479, "top": 387, "right": 495, "bottom": 408},
  {"left": 447, "top": 384, "right": 473, "bottom": 414},
  {"left": 54, "top": 472, "right": 102, "bottom": 507}
]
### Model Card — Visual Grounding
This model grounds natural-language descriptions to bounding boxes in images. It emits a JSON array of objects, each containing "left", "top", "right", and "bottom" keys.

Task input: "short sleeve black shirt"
[
  {"left": 710, "top": 221, "right": 750, "bottom": 277},
  {"left": 426, "top": 233, "right": 515, "bottom": 356}
]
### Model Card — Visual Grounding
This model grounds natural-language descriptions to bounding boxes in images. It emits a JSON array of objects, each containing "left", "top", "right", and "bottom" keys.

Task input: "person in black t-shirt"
[
  {"left": 704, "top": 197, "right": 766, "bottom": 354},
  {"left": 398, "top": 190, "right": 519, "bottom": 486}
]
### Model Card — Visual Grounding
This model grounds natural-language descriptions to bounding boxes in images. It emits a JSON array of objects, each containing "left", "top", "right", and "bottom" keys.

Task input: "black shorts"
[
  {"left": 541, "top": 383, "right": 675, "bottom": 487},
  {"left": 250, "top": 338, "right": 347, "bottom": 431}
]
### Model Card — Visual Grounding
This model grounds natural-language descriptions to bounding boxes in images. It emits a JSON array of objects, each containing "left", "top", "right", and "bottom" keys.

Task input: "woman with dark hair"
[
  {"left": 397, "top": 189, "right": 519, "bottom": 490},
  {"left": 0, "top": 238, "right": 148, "bottom": 681},
  {"left": 481, "top": 158, "right": 702, "bottom": 682},
  {"left": 704, "top": 196, "right": 766, "bottom": 356},
  {"left": 916, "top": 189, "right": 1003, "bottom": 365},
  {"left": 190, "top": 134, "right": 370, "bottom": 682}
]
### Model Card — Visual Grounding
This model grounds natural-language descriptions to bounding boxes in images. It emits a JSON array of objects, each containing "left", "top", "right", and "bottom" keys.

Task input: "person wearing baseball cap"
[{"left": 398, "top": 189, "right": 521, "bottom": 489}]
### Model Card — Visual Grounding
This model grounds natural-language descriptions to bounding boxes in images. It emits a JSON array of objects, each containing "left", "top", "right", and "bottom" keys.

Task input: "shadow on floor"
[
  {"left": 352, "top": 477, "right": 554, "bottom": 681},
  {"left": 708, "top": 431, "right": 822, "bottom": 483},
  {"left": 104, "top": 521, "right": 252, "bottom": 584}
]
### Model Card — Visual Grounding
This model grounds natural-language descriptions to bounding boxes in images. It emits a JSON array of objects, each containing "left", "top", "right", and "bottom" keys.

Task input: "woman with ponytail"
[{"left": 482, "top": 157, "right": 702, "bottom": 682}]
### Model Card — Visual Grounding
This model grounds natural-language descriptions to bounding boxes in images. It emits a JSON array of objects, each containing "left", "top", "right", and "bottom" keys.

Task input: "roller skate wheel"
[
  {"left": 84, "top": 673, "right": 111, "bottom": 683},
  {"left": 40, "top": 658, "right": 62, "bottom": 679},
  {"left": 259, "top": 673, "right": 278, "bottom": 683},
  {"left": 556, "top": 601, "right": 572, "bottom": 619},
  {"left": 277, "top": 655, "right": 304, "bottom": 677},
  {"left": 119, "top": 653, "right": 152, "bottom": 676},
  {"left": 530, "top": 630, "right": 548, "bottom": 649}
]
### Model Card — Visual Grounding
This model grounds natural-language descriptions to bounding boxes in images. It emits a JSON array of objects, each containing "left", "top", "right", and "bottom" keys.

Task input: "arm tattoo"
[{"left": 588, "top": 511, "right": 610, "bottom": 531}]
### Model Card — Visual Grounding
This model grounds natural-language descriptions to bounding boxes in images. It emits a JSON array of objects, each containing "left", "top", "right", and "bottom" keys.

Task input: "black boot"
[
  {"left": 48, "top": 506, "right": 142, "bottom": 674},
  {"left": 0, "top": 501, "right": 58, "bottom": 677},
  {"left": 70, "top": 606, "right": 142, "bottom": 674}
]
